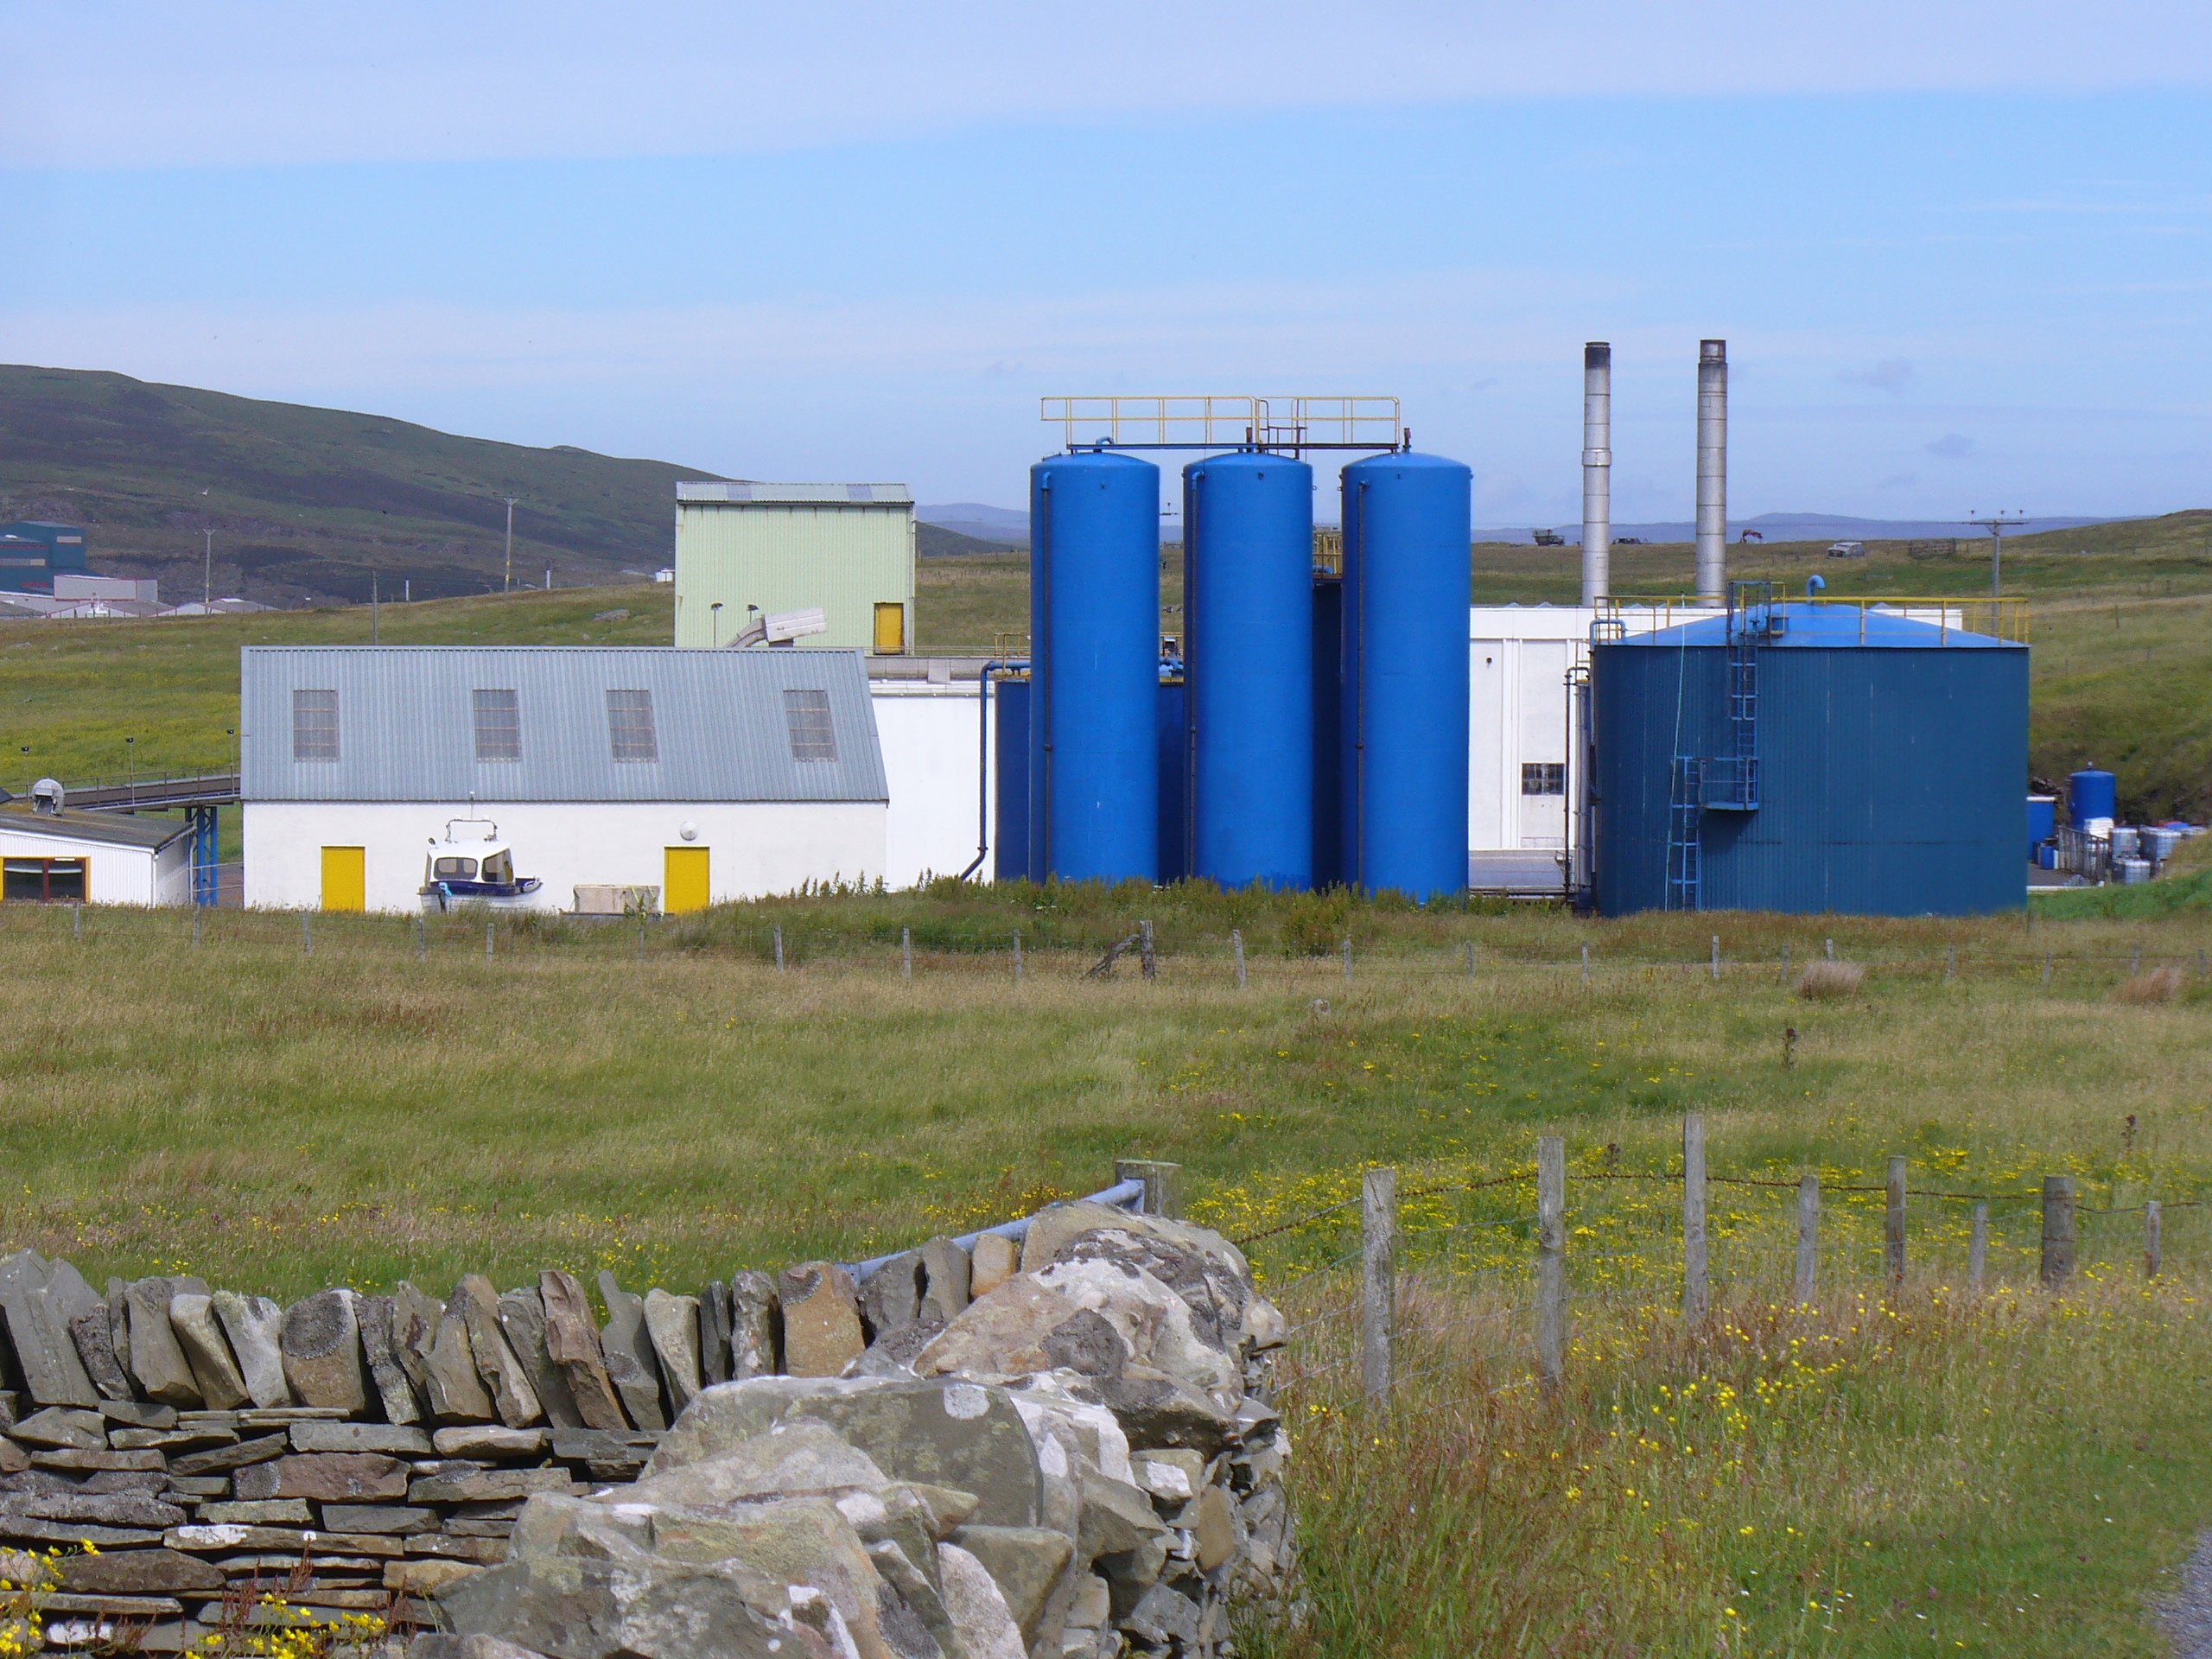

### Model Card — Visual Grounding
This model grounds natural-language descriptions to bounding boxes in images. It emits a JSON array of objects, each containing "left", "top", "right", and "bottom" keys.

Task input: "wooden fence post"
[
  {"left": 901, "top": 926, "right": 912, "bottom": 981},
  {"left": 1968, "top": 1205, "right": 1987, "bottom": 1295},
  {"left": 1362, "top": 1167, "right": 1397, "bottom": 1402},
  {"left": 1465, "top": 941, "right": 1475, "bottom": 978},
  {"left": 301, "top": 912, "right": 310, "bottom": 956},
  {"left": 1710, "top": 936, "right": 1720, "bottom": 982},
  {"left": 71, "top": 902, "right": 81, "bottom": 942},
  {"left": 1944, "top": 944, "right": 1955, "bottom": 980},
  {"left": 1681, "top": 1116, "right": 1707, "bottom": 1323},
  {"left": 635, "top": 916, "right": 644, "bottom": 961},
  {"left": 1794, "top": 1173, "right": 1818, "bottom": 1302},
  {"left": 773, "top": 925, "right": 785, "bottom": 972},
  {"left": 2041, "top": 951, "right": 2052, "bottom": 988},
  {"left": 417, "top": 916, "right": 428, "bottom": 959},
  {"left": 1232, "top": 929, "right": 1246, "bottom": 990},
  {"left": 2146, "top": 1200, "right": 2162, "bottom": 1280},
  {"left": 1536, "top": 1136, "right": 1565, "bottom": 1393},
  {"left": 2040, "top": 1176, "right": 2076, "bottom": 1287},
  {"left": 1342, "top": 938, "right": 1353, "bottom": 982},
  {"left": 1114, "top": 1159, "right": 1184, "bottom": 1220},
  {"left": 192, "top": 908, "right": 201, "bottom": 949},
  {"left": 1013, "top": 930, "right": 1023, "bottom": 982},
  {"left": 1777, "top": 944, "right": 1789, "bottom": 986},
  {"left": 1140, "top": 920, "right": 1156, "bottom": 982},
  {"left": 485, "top": 921, "right": 494, "bottom": 961},
  {"left": 1580, "top": 944, "right": 1591, "bottom": 987},
  {"left": 1885, "top": 1157, "right": 1907, "bottom": 1288}
]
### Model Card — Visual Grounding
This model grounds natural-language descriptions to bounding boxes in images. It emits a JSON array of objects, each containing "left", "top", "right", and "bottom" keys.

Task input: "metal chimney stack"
[
  {"left": 1580, "top": 342, "right": 1611, "bottom": 606},
  {"left": 1695, "top": 339, "right": 1727, "bottom": 606}
]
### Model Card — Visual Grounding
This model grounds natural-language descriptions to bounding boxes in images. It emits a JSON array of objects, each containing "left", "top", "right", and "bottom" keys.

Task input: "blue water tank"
[
  {"left": 1182, "top": 451, "right": 1313, "bottom": 889},
  {"left": 1029, "top": 450, "right": 1161, "bottom": 882},
  {"left": 1155, "top": 674, "right": 1188, "bottom": 884},
  {"left": 2025, "top": 795, "right": 2056, "bottom": 854},
  {"left": 2069, "top": 767, "right": 2117, "bottom": 829},
  {"left": 1338, "top": 453, "right": 1471, "bottom": 899}
]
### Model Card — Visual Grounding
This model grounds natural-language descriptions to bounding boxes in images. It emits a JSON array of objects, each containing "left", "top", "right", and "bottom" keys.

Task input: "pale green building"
[{"left": 673, "top": 482, "right": 915, "bottom": 652}]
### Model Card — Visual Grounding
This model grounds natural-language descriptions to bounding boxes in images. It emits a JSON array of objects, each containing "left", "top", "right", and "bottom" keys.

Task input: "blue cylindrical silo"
[
  {"left": 1029, "top": 450, "right": 1161, "bottom": 882},
  {"left": 2069, "top": 767, "right": 2117, "bottom": 829},
  {"left": 1339, "top": 452, "right": 1471, "bottom": 899},
  {"left": 1183, "top": 451, "right": 1313, "bottom": 889}
]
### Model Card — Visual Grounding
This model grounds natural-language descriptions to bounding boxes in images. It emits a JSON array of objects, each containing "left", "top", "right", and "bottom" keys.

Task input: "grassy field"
[{"left": 2, "top": 885, "right": 2208, "bottom": 1652}]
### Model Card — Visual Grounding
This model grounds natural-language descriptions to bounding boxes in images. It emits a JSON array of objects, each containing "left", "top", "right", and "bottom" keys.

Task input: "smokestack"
[
  {"left": 1695, "top": 339, "right": 1726, "bottom": 606},
  {"left": 1580, "top": 342, "right": 1611, "bottom": 607}
]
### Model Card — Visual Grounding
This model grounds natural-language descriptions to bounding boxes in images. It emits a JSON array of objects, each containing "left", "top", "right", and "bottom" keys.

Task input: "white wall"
[
  {"left": 0, "top": 829, "right": 164, "bottom": 906},
  {"left": 242, "top": 801, "right": 887, "bottom": 913},
  {"left": 870, "top": 683, "right": 996, "bottom": 887}
]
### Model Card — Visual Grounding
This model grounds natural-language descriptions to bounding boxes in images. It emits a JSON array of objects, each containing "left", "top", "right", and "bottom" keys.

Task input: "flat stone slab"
[
  {"left": 407, "top": 1468, "right": 573, "bottom": 1505},
  {"left": 318, "top": 1504, "right": 439, "bottom": 1535},
  {"left": 433, "top": 1426, "right": 547, "bottom": 1459},
  {"left": 289, "top": 1421, "right": 435, "bottom": 1456},
  {"left": 169, "top": 1433, "right": 289, "bottom": 1477}
]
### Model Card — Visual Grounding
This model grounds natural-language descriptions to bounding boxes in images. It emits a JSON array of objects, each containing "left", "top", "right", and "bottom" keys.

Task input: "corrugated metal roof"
[
  {"left": 677, "top": 482, "right": 912, "bottom": 505},
  {"left": 241, "top": 647, "right": 887, "bottom": 804},
  {"left": 0, "top": 808, "right": 192, "bottom": 850}
]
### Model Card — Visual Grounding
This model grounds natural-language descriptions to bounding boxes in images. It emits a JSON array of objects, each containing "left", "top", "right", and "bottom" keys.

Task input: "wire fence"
[
  {"left": 1234, "top": 1116, "right": 2199, "bottom": 1421},
  {"left": 10, "top": 904, "right": 2208, "bottom": 995}
]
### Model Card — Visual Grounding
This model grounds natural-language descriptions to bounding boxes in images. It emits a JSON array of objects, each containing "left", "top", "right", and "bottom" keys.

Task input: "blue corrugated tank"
[
  {"left": 1592, "top": 604, "right": 2028, "bottom": 916},
  {"left": 1310, "top": 573, "right": 1344, "bottom": 889},
  {"left": 1339, "top": 453, "right": 1471, "bottom": 899},
  {"left": 1028, "top": 450, "right": 1160, "bottom": 882},
  {"left": 1182, "top": 452, "right": 1313, "bottom": 889},
  {"left": 993, "top": 676, "right": 1030, "bottom": 883}
]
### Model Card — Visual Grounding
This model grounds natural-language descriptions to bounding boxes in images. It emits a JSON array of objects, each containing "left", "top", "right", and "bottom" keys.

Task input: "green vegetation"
[
  {"left": 0, "top": 885, "right": 2207, "bottom": 1653},
  {"left": 0, "top": 364, "right": 718, "bottom": 605}
]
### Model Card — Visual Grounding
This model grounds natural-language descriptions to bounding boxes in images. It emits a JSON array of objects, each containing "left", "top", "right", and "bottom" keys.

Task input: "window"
[
  {"left": 3, "top": 858, "right": 86, "bottom": 903},
  {"left": 473, "top": 689, "right": 521, "bottom": 762},
  {"left": 431, "top": 856, "right": 479, "bottom": 880},
  {"left": 783, "top": 689, "right": 837, "bottom": 762},
  {"left": 293, "top": 689, "right": 339, "bottom": 761},
  {"left": 1522, "top": 762, "right": 1566, "bottom": 797},
  {"left": 607, "top": 689, "right": 658, "bottom": 762}
]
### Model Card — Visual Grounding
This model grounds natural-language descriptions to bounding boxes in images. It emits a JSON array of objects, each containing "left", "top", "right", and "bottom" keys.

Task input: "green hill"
[{"left": 0, "top": 365, "right": 729, "bottom": 606}]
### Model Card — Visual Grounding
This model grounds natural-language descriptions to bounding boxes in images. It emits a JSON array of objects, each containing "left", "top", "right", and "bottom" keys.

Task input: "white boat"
[{"left": 419, "top": 819, "right": 543, "bottom": 911}]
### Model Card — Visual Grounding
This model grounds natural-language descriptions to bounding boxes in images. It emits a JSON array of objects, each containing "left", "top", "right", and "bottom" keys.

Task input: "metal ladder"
[
  {"left": 1704, "top": 581, "right": 1770, "bottom": 811},
  {"left": 1666, "top": 755, "right": 1703, "bottom": 910}
]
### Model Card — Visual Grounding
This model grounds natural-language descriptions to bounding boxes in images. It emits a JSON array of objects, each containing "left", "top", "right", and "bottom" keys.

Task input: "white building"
[
  {"left": 0, "top": 807, "right": 194, "bottom": 906},
  {"left": 241, "top": 646, "right": 888, "bottom": 913}
]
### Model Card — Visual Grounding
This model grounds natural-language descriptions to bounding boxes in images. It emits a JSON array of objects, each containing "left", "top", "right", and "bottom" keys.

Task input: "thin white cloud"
[{"left": 6, "top": 1, "right": 2210, "bottom": 168}]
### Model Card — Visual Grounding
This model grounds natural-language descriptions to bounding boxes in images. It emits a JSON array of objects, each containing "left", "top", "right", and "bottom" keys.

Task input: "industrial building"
[
  {"left": 0, "top": 521, "right": 89, "bottom": 594},
  {"left": 672, "top": 483, "right": 914, "bottom": 653},
  {"left": 0, "top": 802, "right": 196, "bottom": 906},
  {"left": 239, "top": 646, "right": 887, "bottom": 913}
]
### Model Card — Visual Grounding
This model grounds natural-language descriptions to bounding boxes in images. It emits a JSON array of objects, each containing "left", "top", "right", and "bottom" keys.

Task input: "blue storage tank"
[
  {"left": 1028, "top": 450, "right": 1161, "bottom": 882},
  {"left": 993, "top": 676, "right": 1031, "bottom": 883},
  {"left": 1182, "top": 451, "right": 1313, "bottom": 889},
  {"left": 1156, "top": 673, "right": 1189, "bottom": 884},
  {"left": 1338, "top": 453, "right": 1471, "bottom": 899},
  {"left": 2069, "top": 767, "right": 2117, "bottom": 830},
  {"left": 2026, "top": 794, "right": 2056, "bottom": 855},
  {"left": 1591, "top": 605, "right": 2028, "bottom": 916},
  {"left": 1311, "top": 573, "right": 1344, "bottom": 889}
]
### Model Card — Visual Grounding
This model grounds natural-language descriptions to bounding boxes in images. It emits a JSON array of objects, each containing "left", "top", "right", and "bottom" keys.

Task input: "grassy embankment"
[{"left": 1, "top": 886, "right": 2208, "bottom": 1653}]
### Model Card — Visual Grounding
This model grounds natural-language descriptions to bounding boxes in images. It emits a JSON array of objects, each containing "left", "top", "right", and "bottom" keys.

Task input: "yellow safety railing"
[
  {"left": 1313, "top": 528, "right": 1343, "bottom": 576},
  {"left": 1041, "top": 396, "right": 1401, "bottom": 451},
  {"left": 1600, "top": 594, "right": 2029, "bottom": 645}
]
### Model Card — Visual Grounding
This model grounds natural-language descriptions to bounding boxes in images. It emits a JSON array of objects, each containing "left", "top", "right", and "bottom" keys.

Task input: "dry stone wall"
[{"left": 0, "top": 1199, "right": 1294, "bottom": 1656}]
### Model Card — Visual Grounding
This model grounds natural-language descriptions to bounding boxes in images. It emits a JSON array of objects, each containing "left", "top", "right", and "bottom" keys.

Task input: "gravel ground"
[{"left": 2160, "top": 1534, "right": 2212, "bottom": 1656}]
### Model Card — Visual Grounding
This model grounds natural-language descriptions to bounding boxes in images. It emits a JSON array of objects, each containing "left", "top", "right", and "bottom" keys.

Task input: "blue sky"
[{"left": 4, "top": 3, "right": 2209, "bottom": 523}]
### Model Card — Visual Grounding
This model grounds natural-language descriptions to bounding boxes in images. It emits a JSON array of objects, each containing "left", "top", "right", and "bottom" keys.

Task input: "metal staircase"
[{"left": 1665, "top": 582, "right": 1774, "bottom": 909}]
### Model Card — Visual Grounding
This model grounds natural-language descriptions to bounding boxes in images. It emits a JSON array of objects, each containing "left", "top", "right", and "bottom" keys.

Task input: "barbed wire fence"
[{"left": 1232, "top": 1115, "right": 2196, "bottom": 1421}]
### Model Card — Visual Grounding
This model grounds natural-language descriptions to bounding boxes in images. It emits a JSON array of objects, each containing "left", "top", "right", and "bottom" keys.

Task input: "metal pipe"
[
  {"left": 845, "top": 1177, "right": 1144, "bottom": 1282},
  {"left": 1695, "top": 339, "right": 1727, "bottom": 606},
  {"left": 958, "top": 660, "right": 1025, "bottom": 881},
  {"left": 1580, "top": 342, "right": 1611, "bottom": 606}
]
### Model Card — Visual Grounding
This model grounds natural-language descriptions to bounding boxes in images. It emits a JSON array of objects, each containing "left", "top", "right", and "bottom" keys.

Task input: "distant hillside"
[
  {"left": 918, "top": 503, "right": 1027, "bottom": 547},
  {"left": 0, "top": 365, "right": 729, "bottom": 607}
]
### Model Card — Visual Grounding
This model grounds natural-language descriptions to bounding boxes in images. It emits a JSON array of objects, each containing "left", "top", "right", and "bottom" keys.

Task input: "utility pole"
[
  {"left": 503, "top": 497, "right": 518, "bottom": 593},
  {"left": 203, "top": 527, "right": 213, "bottom": 608},
  {"left": 1966, "top": 510, "right": 2028, "bottom": 600}
]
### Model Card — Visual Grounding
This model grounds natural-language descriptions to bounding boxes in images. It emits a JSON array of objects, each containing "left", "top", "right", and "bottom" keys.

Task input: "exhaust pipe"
[
  {"left": 1695, "top": 339, "right": 1726, "bottom": 606},
  {"left": 1580, "top": 342, "right": 1611, "bottom": 607}
]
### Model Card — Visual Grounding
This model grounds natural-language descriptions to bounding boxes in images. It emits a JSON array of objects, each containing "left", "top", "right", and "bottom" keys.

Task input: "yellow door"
[
  {"left": 664, "top": 846, "right": 710, "bottom": 914},
  {"left": 873, "top": 601, "right": 906, "bottom": 655},
  {"left": 320, "top": 846, "right": 365, "bottom": 912}
]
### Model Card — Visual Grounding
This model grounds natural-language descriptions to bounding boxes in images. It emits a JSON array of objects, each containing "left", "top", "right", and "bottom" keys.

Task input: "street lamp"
[{"left": 709, "top": 601, "right": 723, "bottom": 645}]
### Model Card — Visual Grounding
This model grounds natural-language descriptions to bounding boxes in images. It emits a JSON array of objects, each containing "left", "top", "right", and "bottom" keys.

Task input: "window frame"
[
  {"left": 782, "top": 689, "right": 838, "bottom": 763},
  {"left": 292, "top": 688, "right": 340, "bottom": 762},
  {"left": 606, "top": 689, "right": 658, "bottom": 764},
  {"left": 3, "top": 856, "right": 87, "bottom": 903},
  {"left": 472, "top": 688, "right": 523, "bottom": 764},
  {"left": 1520, "top": 762, "right": 1567, "bottom": 797}
]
